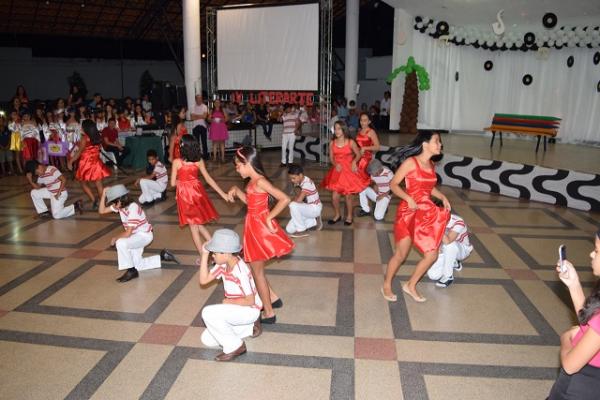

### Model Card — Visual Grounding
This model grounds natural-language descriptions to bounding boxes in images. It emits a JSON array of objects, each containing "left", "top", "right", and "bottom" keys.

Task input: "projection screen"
[{"left": 216, "top": 3, "right": 319, "bottom": 91}]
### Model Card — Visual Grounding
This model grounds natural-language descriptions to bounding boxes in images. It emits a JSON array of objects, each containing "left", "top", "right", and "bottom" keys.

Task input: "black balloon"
[
  {"left": 455, "top": 72, "right": 459, "bottom": 82},
  {"left": 543, "top": 13, "right": 558, "bottom": 29},
  {"left": 524, "top": 32, "right": 536, "bottom": 45},
  {"left": 594, "top": 52, "right": 600, "bottom": 65},
  {"left": 567, "top": 56, "right": 574, "bottom": 67},
  {"left": 522, "top": 74, "right": 533, "bottom": 86},
  {"left": 597, "top": 80, "right": 600, "bottom": 93},
  {"left": 415, "top": 16, "right": 423, "bottom": 23},
  {"left": 484, "top": 60, "right": 493, "bottom": 71}
]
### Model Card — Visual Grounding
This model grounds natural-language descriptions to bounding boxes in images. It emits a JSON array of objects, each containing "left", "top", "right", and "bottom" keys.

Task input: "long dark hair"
[
  {"left": 180, "top": 134, "right": 202, "bottom": 162},
  {"left": 234, "top": 146, "right": 274, "bottom": 207},
  {"left": 332, "top": 120, "right": 351, "bottom": 140},
  {"left": 579, "top": 230, "right": 600, "bottom": 325},
  {"left": 81, "top": 119, "right": 102, "bottom": 145},
  {"left": 388, "top": 131, "right": 442, "bottom": 171}
]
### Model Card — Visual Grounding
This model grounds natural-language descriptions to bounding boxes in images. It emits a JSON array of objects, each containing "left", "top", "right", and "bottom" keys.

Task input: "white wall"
[
  {"left": 357, "top": 55, "right": 392, "bottom": 108},
  {"left": 0, "top": 47, "right": 184, "bottom": 101}
]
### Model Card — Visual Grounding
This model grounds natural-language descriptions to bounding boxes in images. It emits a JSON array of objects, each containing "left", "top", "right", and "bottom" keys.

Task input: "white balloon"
[
  {"left": 549, "top": 32, "right": 557, "bottom": 40},
  {"left": 449, "top": 26, "right": 455, "bottom": 33},
  {"left": 556, "top": 39, "right": 563, "bottom": 46},
  {"left": 507, "top": 41, "right": 514, "bottom": 47},
  {"left": 416, "top": 22, "right": 423, "bottom": 29},
  {"left": 542, "top": 34, "right": 549, "bottom": 42},
  {"left": 585, "top": 36, "right": 592, "bottom": 44},
  {"left": 576, "top": 26, "right": 585, "bottom": 35},
  {"left": 567, "top": 30, "right": 575, "bottom": 38},
  {"left": 486, "top": 40, "right": 494, "bottom": 46},
  {"left": 516, "top": 40, "right": 523, "bottom": 47},
  {"left": 592, "top": 30, "right": 600, "bottom": 38},
  {"left": 548, "top": 40, "right": 555, "bottom": 46}
]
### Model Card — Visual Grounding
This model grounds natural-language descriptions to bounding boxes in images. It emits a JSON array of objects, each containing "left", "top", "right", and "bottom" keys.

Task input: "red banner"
[{"left": 221, "top": 91, "right": 316, "bottom": 106}]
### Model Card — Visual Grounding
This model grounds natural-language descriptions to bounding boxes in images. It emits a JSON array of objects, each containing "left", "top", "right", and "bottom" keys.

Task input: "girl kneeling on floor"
[{"left": 199, "top": 229, "right": 262, "bottom": 362}]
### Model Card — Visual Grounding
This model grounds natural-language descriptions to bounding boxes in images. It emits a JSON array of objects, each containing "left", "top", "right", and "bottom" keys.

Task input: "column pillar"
[
  {"left": 183, "top": 0, "right": 201, "bottom": 113},
  {"left": 344, "top": 0, "right": 359, "bottom": 103}
]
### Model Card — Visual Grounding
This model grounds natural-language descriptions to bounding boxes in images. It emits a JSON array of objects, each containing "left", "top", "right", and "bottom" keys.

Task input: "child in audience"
[
  {"left": 98, "top": 184, "right": 162, "bottom": 283},
  {"left": 25, "top": 160, "right": 82, "bottom": 219},
  {"left": 20, "top": 110, "right": 40, "bottom": 163},
  {"left": 0, "top": 117, "right": 14, "bottom": 176},
  {"left": 286, "top": 163, "right": 323, "bottom": 237},
  {"left": 426, "top": 203, "right": 473, "bottom": 288},
  {"left": 8, "top": 111, "right": 23, "bottom": 174},
  {"left": 135, "top": 149, "right": 168, "bottom": 207},
  {"left": 279, "top": 104, "right": 299, "bottom": 167},
  {"left": 170, "top": 135, "right": 230, "bottom": 254},
  {"left": 198, "top": 229, "right": 262, "bottom": 362},
  {"left": 228, "top": 146, "right": 293, "bottom": 324},
  {"left": 357, "top": 159, "right": 393, "bottom": 221}
]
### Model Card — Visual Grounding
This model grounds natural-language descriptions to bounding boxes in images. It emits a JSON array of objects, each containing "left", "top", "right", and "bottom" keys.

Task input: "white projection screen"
[{"left": 217, "top": 3, "right": 319, "bottom": 91}]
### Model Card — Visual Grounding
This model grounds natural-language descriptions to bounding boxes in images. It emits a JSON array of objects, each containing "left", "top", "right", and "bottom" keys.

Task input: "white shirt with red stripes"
[
  {"left": 37, "top": 166, "right": 65, "bottom": 195},
  {"left": 371, "top": 167, "right": 393, "bottom": 197},
  {"left": 446, "top": 214, "right": 471, "bottom": 249},
  {"left": 300, "top": 176, "right": 321, "bottom": 205},
  {"left": 111, "top": 202, "right": 152, "bottom": 234},
  {"left": 210, "top": 258, "right": 263, "bottom": 310},
  {"left": 152, "top": 161, "right": 168, "bottom": 189},
  {"left": 281, "top": 111, "right": 299, "bottom": 135},
  {"left": 20, "top": 123, "right": 40, "bottom": 141}
]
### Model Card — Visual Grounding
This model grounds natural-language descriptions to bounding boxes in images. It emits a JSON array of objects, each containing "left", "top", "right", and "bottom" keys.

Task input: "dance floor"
[{"left": 0, "top": 147, "right": 598, "bottom": 400}]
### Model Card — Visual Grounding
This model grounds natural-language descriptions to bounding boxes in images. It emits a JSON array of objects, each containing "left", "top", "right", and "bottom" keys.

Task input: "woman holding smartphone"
[{"left": 548, "top": 230, "right": 600, "bottom": 399}]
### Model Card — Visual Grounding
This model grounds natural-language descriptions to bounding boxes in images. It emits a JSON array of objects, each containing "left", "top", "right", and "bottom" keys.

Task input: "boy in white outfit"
[
  {"left": 199, "top": 229, "right": 262, "bottom": 362},
  {"left": 286, "top": 164, "right": 323, "bottom": 238},
  {"left": 99, "top": 184, "right": 167, "bottom": 283},
  {"left": 427, "top": 213, "right": 473, "bottom": 288},
  {"left": 135, "top": 149, "right": 168, "bottom": 207},
  {"left": 357, "top": 159, "right": 393, "bottom": 221},
  {"left": 25, "top": 160, "right": 82, "bottom": 219}
]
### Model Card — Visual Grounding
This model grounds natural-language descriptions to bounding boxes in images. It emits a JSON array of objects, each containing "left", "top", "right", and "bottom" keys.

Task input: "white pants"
[
  {"left": 139, "top": 179, "right": 166, "bottom": 203},
  {"left": 201, "top": 304, "right": 260, "bottom": 353},
  {"left": 427, "top": 241, "right": 473, "bottom": 282},
  {"left": 30, "top": 188, "right": 74, "bottom": 219},
  {"left": 115, "top": 231, "right": 161, "bottom": 271},
  {"left": 286, "top": 202, "right": 322, "bottom": 233},
  {"left": 281, "top": 133, "right": 296, "bottom": 163},
  {"left": 359, "top": 187, "right": 390, "bottom": 221}
]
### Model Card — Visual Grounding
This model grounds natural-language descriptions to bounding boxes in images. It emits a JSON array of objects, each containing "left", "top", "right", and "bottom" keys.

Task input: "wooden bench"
[{"left": 484, "top": 113, "right": 561, "bottom": 152}]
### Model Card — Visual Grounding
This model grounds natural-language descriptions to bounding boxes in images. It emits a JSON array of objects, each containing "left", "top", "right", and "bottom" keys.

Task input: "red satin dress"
[
  {"left": 75, "top": 134, "right": 111, "bottom": 181},
  {"left": 176, "top": 162, "right": 218, "bottom": 226},
  {"left": 355, "top": 128, "right": 375, "bottom": 184},
  {"left": 243, "top": 180, "right": 294, "bottom": 263},
  {"left": 171, "top": 125, "right": 188, "bottom": 160},
  {"left": 394, "top": 157, "right": 450, "bottom": 254},
  {"left": 321, "top": 139, "right": 369, "bottom": 195}
]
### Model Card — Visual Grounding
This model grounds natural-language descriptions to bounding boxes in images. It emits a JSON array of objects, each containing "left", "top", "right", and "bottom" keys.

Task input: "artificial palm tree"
[{"left": 386, "top": 56, "right": 430, "bottom": 134}]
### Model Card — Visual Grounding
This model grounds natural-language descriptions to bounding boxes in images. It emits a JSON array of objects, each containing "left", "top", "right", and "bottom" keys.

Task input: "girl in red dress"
[
  {"left": 228, "top": 146, "right": 294, "bottom": 324},
  {"left": 168, "top": 106, "right": 188, "bottom": 163},
  {"left": 356, "top": 112, "right": 381, "bottom": 177},
  {"left": 170, "top": 135, "right": 229, "bottom": 254},
  {"left": 68, "top": 119, "right": 111, "bottom": 210},
  {"left": 321, "top": 120, "right": 368, "bottom": 225},
  {"left": 382, "top": 132, "right": 451, "bottom": 303}
]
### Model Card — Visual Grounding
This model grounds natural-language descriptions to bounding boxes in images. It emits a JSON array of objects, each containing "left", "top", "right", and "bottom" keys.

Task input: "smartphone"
[{"left": 558, "top": 244, "right": 567, "bottom": 273}]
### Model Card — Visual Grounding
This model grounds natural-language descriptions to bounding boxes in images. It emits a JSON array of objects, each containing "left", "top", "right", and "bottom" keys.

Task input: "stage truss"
[{"left": 205, "top": 0, "right": 332, "bottom": 164}]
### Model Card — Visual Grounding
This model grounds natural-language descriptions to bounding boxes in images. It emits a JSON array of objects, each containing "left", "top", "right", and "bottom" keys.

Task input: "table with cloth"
[{"left": 123, "top": 135, "right": 164, "bottom": 169}]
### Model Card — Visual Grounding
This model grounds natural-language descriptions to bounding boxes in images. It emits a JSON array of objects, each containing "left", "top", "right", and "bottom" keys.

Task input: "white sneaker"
[
  {"left": 289, "top": 231, "right": 309, "bottom": 238},
  {"left": 453, "top": 261, "right": 463, "bottom": 271}
]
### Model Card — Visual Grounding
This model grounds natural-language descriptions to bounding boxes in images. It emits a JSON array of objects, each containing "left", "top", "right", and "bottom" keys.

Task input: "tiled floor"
[{"left": 0, "top": 146, "right": 598, "bottom": 400}]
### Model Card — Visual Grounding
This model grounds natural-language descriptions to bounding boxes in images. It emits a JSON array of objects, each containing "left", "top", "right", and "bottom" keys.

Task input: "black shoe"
[
  {"left": 271, "top": 298, "right": 283, "bottom": 309},
  {"left": 260, "top": 315, "right": 276, "bottom": 324},
  {"left": 74, "top": 200, "right": 84, "bottom": 215},
  {"left": 117, "top": 268, "right": 139, "bottom": 282},
  {"left": 328, "top": 217, "right": 341, "bottom": 225},
  {"left": 38, "top": 211, "right": 52, "bottom": 219},
  {"left": 356, "top": 210, "right": 370, "bottom": 217},
  {"left": 160, "top": 249, "right": 180, "bottom": 264},
  {"left": 92, "top": 199, "right": 99, "bottom": 211},
  {"left": 141, "top": 200, "right": 155, "bottom": 208},
  {"left": 344, "top": 220, "right": 353, "bottom": 226},
  {"left": 159, "top": 191, "right": 167, "bottom": 202},
  {"left": 279, "top": 163, "right": 287, "bottom": 168}
]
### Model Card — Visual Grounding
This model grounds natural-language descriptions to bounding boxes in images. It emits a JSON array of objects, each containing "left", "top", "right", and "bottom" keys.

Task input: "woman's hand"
[
  {"left": 406, "top": 196, "right": 418, "bottom": 210},
  {"left": 442, "top": 197, "right": 451, "bottom": 211},
  {"left": 557, "top": 260, "right": 580, "bottom": 288},
  {"left": 228, "top": 186, "right": 238, "bottom": 201},
  {"left": 265, "top": 217, "right": 277, "bottom": 234}
]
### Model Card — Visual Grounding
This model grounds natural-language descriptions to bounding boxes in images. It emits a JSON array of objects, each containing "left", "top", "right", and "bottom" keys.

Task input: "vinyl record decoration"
[
  {"left": 542, "top": 13, "right": 558, "bottom": 29},
  {"left": 594, "top": 52, "right": 600, "bottom": 65},
  {"left": 455, "top": 71, "right": 459, "bottom": 81},
  {"left": 522, "top": 74, "right": 533, "bottom": 86},
  {"left": 597, "top": 80, "right": 600, "bottom": 93},
  {"left": 484, "top": 60, "right": 493, "bottom": 71},
  {"left": 524, "top": 32, "right": 536, "bottom": 46},
  {"left": 436, "top": 21, "right": 449, "bottom": 35},
  {"left": 567, "top": 56, "right": 574, "bottom": 67}
]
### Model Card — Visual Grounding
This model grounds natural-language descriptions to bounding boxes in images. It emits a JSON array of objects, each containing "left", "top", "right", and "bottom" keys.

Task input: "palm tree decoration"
[{"left": 386, "top": 56, "right": 430, "bottom": 134}]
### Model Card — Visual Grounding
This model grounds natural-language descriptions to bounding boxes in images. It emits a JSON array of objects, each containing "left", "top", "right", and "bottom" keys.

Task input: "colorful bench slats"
[{"left": 484, "top": 113, "right": 561, "bottom": 152}]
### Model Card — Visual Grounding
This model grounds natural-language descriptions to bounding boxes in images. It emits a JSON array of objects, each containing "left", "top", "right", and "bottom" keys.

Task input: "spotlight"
[
  {"left": 81, "top": 2, "right": 85, "bottom": 7},
  {"left": 201, "top": 53, "right": 206, "bottom": 58}
]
